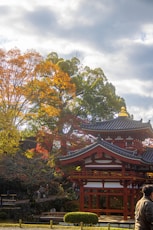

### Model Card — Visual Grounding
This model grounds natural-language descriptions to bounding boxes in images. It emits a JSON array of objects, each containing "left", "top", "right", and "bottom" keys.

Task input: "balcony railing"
[{"left": 69, "top": 170, "right": 147, "bottom": 181}]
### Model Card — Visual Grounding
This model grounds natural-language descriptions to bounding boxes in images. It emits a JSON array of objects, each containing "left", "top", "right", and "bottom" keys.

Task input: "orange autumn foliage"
[
  {"left": 0, "top": 48, "right": 42, "bottom": 128},
  {"left": 0, "top": 48, "right": 42, "bottom": 154},
  {"left": 24, "top": 59, "right": 76, "bottom": 120}
]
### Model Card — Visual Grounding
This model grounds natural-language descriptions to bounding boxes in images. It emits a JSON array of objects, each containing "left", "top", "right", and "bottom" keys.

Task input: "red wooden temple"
[{"left": 59, "top": 107, "right": 153, "bottom": 220}]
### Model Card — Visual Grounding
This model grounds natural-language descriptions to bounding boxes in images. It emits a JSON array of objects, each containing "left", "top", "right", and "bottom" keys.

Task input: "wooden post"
[
  {"left": 106, "top": 194, "right": 109, "bottom": 215},
  {"left": 123, "top": 183, "right": 128, "bottom": 220},
  {"left": 131, "top": 186, "right": 137, "bottom": 219},
  {"left": 19, "top": 219, "right": 22, "bottom": 228},
  {"left": 50, "top": 220, "right": 53, "bottom": 228},
  {"left": 79, "top": 183, "right": 84, "bottom": 211},
  {"left": 80, "top": 221, "right": 83, "bottom": 230},
  {"left": 89, "top": 189, "right": 92, "bottom": 209}
]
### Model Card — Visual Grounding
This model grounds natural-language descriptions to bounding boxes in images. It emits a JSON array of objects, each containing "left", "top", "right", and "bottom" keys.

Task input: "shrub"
[
  {"left": 65, "top": 200, "right": 79, "bottom": 212},
  {"left": 64, "top": 211, "right": 98, "bottom": 225},
  {"left": 0, "top": 211, "right": 7, "bottom": 219}
]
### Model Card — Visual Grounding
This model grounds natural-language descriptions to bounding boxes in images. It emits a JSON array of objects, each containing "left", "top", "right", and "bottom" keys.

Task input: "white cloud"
[
  {"left": 113, "top": 79, "right": 153, "bottom": 98},
  {"left": 132, "top": 24, "right": 153, "bottom": 45},
  {"left": 128, "top": 105, "right": 153, "bottom": 123},
  {"left": 1, "top": 0, "right": 153, "bottom": 124}
]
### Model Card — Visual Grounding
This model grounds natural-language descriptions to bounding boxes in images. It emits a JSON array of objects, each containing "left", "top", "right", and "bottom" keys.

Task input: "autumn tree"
[
  {"left": 24, "top": 52, "right": 125, "bottom": 159},
  {"left": 23, "top": 58, "right": 77, "bottom": 156},
  {"left": 0, "top": 48, "right": 42, "bottom": 154}
]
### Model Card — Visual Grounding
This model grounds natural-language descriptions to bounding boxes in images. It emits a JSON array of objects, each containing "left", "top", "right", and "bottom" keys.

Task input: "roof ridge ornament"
[
  {"left": 118, "top": 106, "right": 128, "bottom": 117},
  {"left": 97, "top": 134, "right": 101, "bottom": 142}
]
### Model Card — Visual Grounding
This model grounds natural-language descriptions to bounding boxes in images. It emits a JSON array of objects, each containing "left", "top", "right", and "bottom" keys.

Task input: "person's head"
[{"left": 142, "top": 184, "right": 153, "bottom": 199}]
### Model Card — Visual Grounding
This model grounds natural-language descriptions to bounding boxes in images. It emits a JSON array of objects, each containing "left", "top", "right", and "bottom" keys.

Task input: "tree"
[
  {"left": 71, "top": 66, "right": 125, "bottom": 121},
  {"left": 0, "top": 119, "right": 20, "bottom": 154},
  {"left": 0, "top": 48, "right": 42, "bottom": 154},
  {"left": 23, "top": 58, "right": 76, "bottom": 155},
  {"left": 47, "top": 52, "right": 125, "bottom": 121},
  {"left": 0, "top": 151, "right": 53, "bottom": 194},
  {"left": 24, "top": 52, "right": 125, "bottom": 158},
  {"left": 24, "top": 58, "right": 76, "bottom": 121}
]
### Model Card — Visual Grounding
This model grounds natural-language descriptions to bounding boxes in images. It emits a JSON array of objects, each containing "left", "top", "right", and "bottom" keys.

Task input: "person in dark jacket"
[{"left": 135, "top": 184, "right": 153, "bottom": 230}]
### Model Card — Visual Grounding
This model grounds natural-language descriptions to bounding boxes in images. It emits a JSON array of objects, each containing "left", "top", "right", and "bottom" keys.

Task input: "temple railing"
[{"left": 69, "top": 170, "right": 146, "bottom": 181}]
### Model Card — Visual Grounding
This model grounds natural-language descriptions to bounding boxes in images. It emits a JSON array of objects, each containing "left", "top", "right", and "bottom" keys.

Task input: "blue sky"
[{"left": 1, "top": 0, "right": 153, "bottom": 124}]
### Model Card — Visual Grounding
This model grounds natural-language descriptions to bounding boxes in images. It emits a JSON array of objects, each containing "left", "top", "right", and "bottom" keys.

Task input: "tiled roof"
[
  {"left": 81, "top": 116, "right": 153, "bottom": 132},
  {"left": 98, "top": 139, "right": 139, "bottom": 160},
  {"left": 59, "top": 139, "right": 137, "bottom": 162},
  {"left": 142, "top": 147, "right": 153, "bottom": 163},
  {"left": 59, "top": 139, "right": 153, "bottom": 164}
]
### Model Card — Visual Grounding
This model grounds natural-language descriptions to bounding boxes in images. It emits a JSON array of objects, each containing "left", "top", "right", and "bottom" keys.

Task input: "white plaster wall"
[{"left": 84, "top": 181, "right": 123, "bottom": 188}]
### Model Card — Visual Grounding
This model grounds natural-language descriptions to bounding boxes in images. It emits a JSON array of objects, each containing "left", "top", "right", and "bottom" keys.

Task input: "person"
[{"left": 135, "top": 184, "right": 153, "bottom": 230}]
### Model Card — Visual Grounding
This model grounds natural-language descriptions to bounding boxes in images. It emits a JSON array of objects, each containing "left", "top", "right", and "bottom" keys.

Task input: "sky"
[{"left": 1, "top": 0, "right": 153, "bottom": 124}]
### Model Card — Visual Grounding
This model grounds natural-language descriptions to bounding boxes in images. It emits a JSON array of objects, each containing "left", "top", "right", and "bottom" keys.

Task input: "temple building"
[{"left": 59, "top": 107, "right": 153, "bottom": 220}]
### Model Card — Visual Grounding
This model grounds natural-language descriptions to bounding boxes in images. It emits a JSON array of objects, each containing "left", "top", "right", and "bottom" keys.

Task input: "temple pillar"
[
  {"left": 89, "top": 189, "right": 92, "bottom": 208},
  {"left": 123, "top": 183, "right": 128, "bottom": 220},
  {"left": 79, "top": 182, "right": 84, "bottom": 211},
  {"left": 130, "top": 187, "right": 135, "bottom": 219}
]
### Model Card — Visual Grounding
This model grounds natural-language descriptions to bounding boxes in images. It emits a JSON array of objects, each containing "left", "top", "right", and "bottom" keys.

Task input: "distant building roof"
[
  {"left": 82, "top": 116, "right": 152, "bottom": 132},
  {"left": 81, "top": 107, "right": 153, "bottom": 139}
]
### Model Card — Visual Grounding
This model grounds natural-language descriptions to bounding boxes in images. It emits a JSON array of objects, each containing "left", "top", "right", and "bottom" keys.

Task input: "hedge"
[{"left": 64, "top": 211, "right": 98, "bottom": 225}]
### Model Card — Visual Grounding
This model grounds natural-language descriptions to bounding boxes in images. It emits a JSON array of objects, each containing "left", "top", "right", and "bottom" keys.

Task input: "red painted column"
[
  {"left": 123, "top": 183, "right": 128, "bottom": 220},
  {"left": 106, "top": 194, "right": 109, "bottom": 215},
  {"left": 89, "top": 189, "right": 92, "bottom": 209},
  {"left": 79, "top": 182, "right": 84, "bottom": 211},
  {"left": 130, "top": 187, "right": 135, "bottom": 219}
]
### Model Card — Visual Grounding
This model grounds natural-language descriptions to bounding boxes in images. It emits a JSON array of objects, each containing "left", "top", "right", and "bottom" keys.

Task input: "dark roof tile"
[
  {"left": 81, "top": 117, "right": 153, "bottom": 132},
  {"left": 142, "top": 148, "right": 153, "bottom": 163},
  {"left": 59, "top": 139, "right": 142, "bottom": 162}
]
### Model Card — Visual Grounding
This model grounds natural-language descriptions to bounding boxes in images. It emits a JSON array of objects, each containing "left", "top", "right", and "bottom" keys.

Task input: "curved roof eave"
[
  {"left": 141, "top": 147, "right": 153, "bottom": 164},
  {"left": 59, "top": 139, "right": 147, "bottom": 165},
  {"left": 82, "top": 127, "right": 153, "bottom": 133}
]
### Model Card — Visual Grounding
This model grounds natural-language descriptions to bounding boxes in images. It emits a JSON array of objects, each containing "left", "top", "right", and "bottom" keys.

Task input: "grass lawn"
[{"left": 0, "top": 222, "right": 133, "bottom": 230}]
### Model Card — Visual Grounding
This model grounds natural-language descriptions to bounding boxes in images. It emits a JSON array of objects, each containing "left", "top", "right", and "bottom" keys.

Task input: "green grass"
[{"left": 0, "top": 222, "right": 133, "bottom": 230}]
